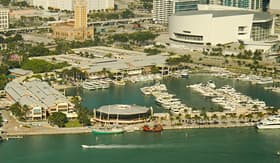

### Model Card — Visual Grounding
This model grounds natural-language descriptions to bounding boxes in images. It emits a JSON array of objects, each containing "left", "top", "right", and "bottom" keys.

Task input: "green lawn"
[{"left": 65, "top": 120, "right": 83, "bottom": 128}]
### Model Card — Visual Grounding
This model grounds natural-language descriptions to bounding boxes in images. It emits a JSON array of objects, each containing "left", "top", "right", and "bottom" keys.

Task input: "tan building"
[{"left": 52, "top": 0, "right": 94, "bottom": 41}]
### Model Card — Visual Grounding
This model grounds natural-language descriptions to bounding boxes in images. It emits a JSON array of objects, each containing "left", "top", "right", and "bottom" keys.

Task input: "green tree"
[
  {"left": 144, "top": 48, "right": 161, "bottom": 55},
  {"left": 77, "top": 107, "right": 91, "bottom": 126},
  {"left": 150, "top": 65, "right": 159, "bottom": 74},
  {"left": 10, "top": 102, "right": 26, "bottom": 120},
  {"left": 48, "top": 112, "right": 68, "bottom": 127},
  {"left": 0, "top": 0, "right": 10, "bottom": 6},
  {"left": 0, "top": 114, "right": 3, "bottom": 127},
  {"left": 21, "top": 59, "right": 69, "bottom": 73},
  {"left": 121, "top": 9, "right": 135, "bottom": 18}
]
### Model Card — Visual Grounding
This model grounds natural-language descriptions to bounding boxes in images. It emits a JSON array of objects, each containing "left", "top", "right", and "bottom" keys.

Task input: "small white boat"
[{"left": 81, "top": 145, "right": 91, "bottom": 149}]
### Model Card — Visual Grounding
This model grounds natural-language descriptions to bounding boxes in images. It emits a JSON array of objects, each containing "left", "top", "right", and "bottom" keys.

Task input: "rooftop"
[
  {"left": 97, "top": 104, "right": 150, "bottom": 115},
  {"left": 5, "top": 80, "right": 70, "bottom": 109},
  {"left": 174, "top": 10, "right": 273, "bottom": 21},
  {"left": 9, "top": 68, "right": 32, "bottom": 76}
]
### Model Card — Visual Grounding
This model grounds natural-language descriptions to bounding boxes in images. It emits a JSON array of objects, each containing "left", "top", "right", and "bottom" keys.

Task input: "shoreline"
[{"left": 3, "top": 123, "right": 255, "bottom": 137}]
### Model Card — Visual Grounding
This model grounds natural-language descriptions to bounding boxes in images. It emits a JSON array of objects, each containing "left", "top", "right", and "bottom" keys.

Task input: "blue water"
[
  {"left": 67, "top": 74, "right": 280, "bottom": 112},
  {"left": 1, "top": 128, "right": 280, "bottom": 163},
  {"left": 2, "top": 74, "right": 280, "bottom": 163}
]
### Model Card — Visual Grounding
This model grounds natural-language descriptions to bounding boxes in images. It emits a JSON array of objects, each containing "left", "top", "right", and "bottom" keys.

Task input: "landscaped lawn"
[{"left": 65, "top": 120, "right": 82, "bottom": 128}]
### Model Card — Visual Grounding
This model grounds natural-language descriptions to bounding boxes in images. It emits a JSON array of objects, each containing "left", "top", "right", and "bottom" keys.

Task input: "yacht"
[
  {"left": 207, "top": 80, "right": 216, "bottom": 89},
  {"left": 140, "top": 87, "right": 152, "bottom": 95},
  {"left": 82, "top": 80, "right": 98, "bottom": 90},
  {"left": 257, "top": 115, "right": 280, "bottom": 129},
  {"left": 256, "top": 77, "right": 273, "bottom": 85},
  {"left": 180, "top": 70, "right": 189, "bottom": 78}
]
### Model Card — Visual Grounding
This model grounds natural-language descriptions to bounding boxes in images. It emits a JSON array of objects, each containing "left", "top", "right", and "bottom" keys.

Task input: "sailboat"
[{"left": 92, "top": 106, "right": 124, "bottom": 135}]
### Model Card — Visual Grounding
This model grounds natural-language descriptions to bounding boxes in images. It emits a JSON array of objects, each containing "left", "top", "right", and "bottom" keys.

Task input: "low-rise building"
[
  {"left": 9, "top": 68, "right": 33, "bottom": 77},
  {"left": 93, "top": 104, "right": 152, "bottom": 124},
  {"left": 5, "top": 80, "right": 76, "bottom": 120}
]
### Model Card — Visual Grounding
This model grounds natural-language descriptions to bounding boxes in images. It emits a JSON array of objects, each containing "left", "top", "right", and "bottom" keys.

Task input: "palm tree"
[
  {"left": 256, "top": 112, "right": 264, "bottom": 121},
  {"left": 246, "top": 113, "right": 253, "bottom": 122},
  {"left": 238, "top": 114, "right": 245, "bottom": 123},
  {"left": 220, "top": 115, "right": 227, "bottom": 123},
  {"left": 185, "top": 114, "right": 191, "bottom": 124},
  {"left": 211, "top": 114, "right": 218, "bottom": 124},
  {"left": 229, "top": 113, "right": 237, "bottom": 123},
  {"left": 193, "top": 115, "right": 201, "bottom": 124},
  {"left": 170, "top": 116, "right": 175, "bottom": 126}
]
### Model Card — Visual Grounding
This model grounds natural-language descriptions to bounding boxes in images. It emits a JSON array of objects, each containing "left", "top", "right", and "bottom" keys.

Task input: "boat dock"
[
  {"left": 140, "top": 83, "right": 192, "bottom": 115},
  {"left": 188, "top": 82, "right": 268, "bottom": 113}
]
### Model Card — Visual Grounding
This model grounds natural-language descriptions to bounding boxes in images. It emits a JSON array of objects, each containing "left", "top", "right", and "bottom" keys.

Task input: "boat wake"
[{"left": 81, "top": 144, "right": 166, "bottom": 149}]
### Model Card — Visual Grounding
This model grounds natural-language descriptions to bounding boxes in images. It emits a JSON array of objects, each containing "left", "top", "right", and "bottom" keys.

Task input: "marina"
[
  {"left": 82, "top": 78, "right": 111, "bottom": 90},
  {"left": 140, "top": 82, "right": 192, "bottom": 115},
  {"left": 188, "top": 81, "right": 268, "bottom": 113},
  {"left": 67, "top": 74, "right": 280, "bottom": 112}
]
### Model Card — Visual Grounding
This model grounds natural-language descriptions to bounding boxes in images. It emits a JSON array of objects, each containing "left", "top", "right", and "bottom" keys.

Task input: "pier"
[{"left": 188, "top": 82, "right": 268, "bottom": 114}]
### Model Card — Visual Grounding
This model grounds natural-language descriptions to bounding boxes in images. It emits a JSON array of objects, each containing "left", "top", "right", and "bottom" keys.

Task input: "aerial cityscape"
[{"left": 0, "top": 0, "right": 280, "bottom": 162}]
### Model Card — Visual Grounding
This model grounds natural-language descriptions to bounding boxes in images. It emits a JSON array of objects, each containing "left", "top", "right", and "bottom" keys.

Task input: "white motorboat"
[
  {"left": 140, "top": 87, "right": 152, "bottom": 95},
  {"left": 257, "top": 115, "right": 280, "bottom": 129},
  {"left": 256, "top": 77, "right": 273, "bottom": 85},
  {"left": 207, "top": 80, "right": 216, "bottom": 89}
]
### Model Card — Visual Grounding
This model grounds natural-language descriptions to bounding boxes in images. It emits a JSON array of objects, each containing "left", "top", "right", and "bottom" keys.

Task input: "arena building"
[
  {"left": 93, "top": 104, "right": 153, "bottom": 124},
  {"left": 168, "top": 10, "right": 274, "bottom": 45}
]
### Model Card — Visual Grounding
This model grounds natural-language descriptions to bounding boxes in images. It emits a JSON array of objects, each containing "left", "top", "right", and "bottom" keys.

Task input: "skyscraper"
[
  {"left": 222, "top": 0, "right": 263, "bottom": 10},
  {"left": 153, "top": 0, "right": 198, "bottom": 24},
  {"left": 74, "top": 0, "right": 87, "bottom": 29}
]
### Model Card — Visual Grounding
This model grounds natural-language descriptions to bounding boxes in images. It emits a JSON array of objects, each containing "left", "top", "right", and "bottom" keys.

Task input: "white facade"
[
  {"left": 222, "top": 0, "right": 263, "bottom": 10},
  {"left": 269, "top": 0, "right": 280, "bottom": 11},
  {"left": 0, "top": 9, "right": 9, "bottom": 29},
  {"left": 153, "top": 0, "right": 198, "bottom": 24},
  {"left": 88, "top": 0, "right": 114, "bottom": 11},
  {"left": 153, "top": 0, "right": 173, "bottom": 24},
  {"left": 32, "top": 0, "right": 114, "bottom": 11},
  {"left": 169, "top": 10, "right": 272, "bottom": 45},
  {"left": 209, "top": 0, "right": 222, "bottom": 5}
]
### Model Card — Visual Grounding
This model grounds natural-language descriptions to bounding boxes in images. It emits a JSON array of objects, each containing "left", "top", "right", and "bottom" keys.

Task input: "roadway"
[{"left": 0, "top": 17, "right": 153, "bottom": 33}]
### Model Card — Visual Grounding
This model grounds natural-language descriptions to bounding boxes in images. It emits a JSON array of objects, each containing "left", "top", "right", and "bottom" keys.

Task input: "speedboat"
[{"left": 81, "top": 145, "right": 91, "bottom": 148}]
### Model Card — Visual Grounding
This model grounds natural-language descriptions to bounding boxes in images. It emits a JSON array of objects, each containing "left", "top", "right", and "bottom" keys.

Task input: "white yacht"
[
  {"left": 207, "top": 80, "right": 216, "bottom": 89},
  {"left": 256, "top": 77, "right": 273, "bottom": 85},
  {"left": 257, "top": 115, "right": 280, "bottom": 129},
  {"left": 140, "top": 87, "right": 152, "bottom": 95},
  {"left": 82, "top": 80, "right": 98, "bottom": 90}
]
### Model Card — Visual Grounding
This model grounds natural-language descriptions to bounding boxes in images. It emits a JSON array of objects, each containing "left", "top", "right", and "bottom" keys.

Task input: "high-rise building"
[
  {"left": 209, "top": 0, "right": 222, "bottom": 5},
  {"left": 222, "top": 0, "right": 263, "bottom": 10},
  {"left": 153, "top": 0, "right": 198, "bottom": 24},
  {"left": 74, "top": 0, "right": 87, "bottom": 29},
  {"left": 0, "top": 9, "right": 9, "bottom": 29},
  {"left": 32, "top": 0, "right": 114, "bottom": 11},
  {"left": 51, "top": 0, "right": 94, "bottom": 41},
  {"left": 268, "top": 0, "right": 280, "bottom": 34}
]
